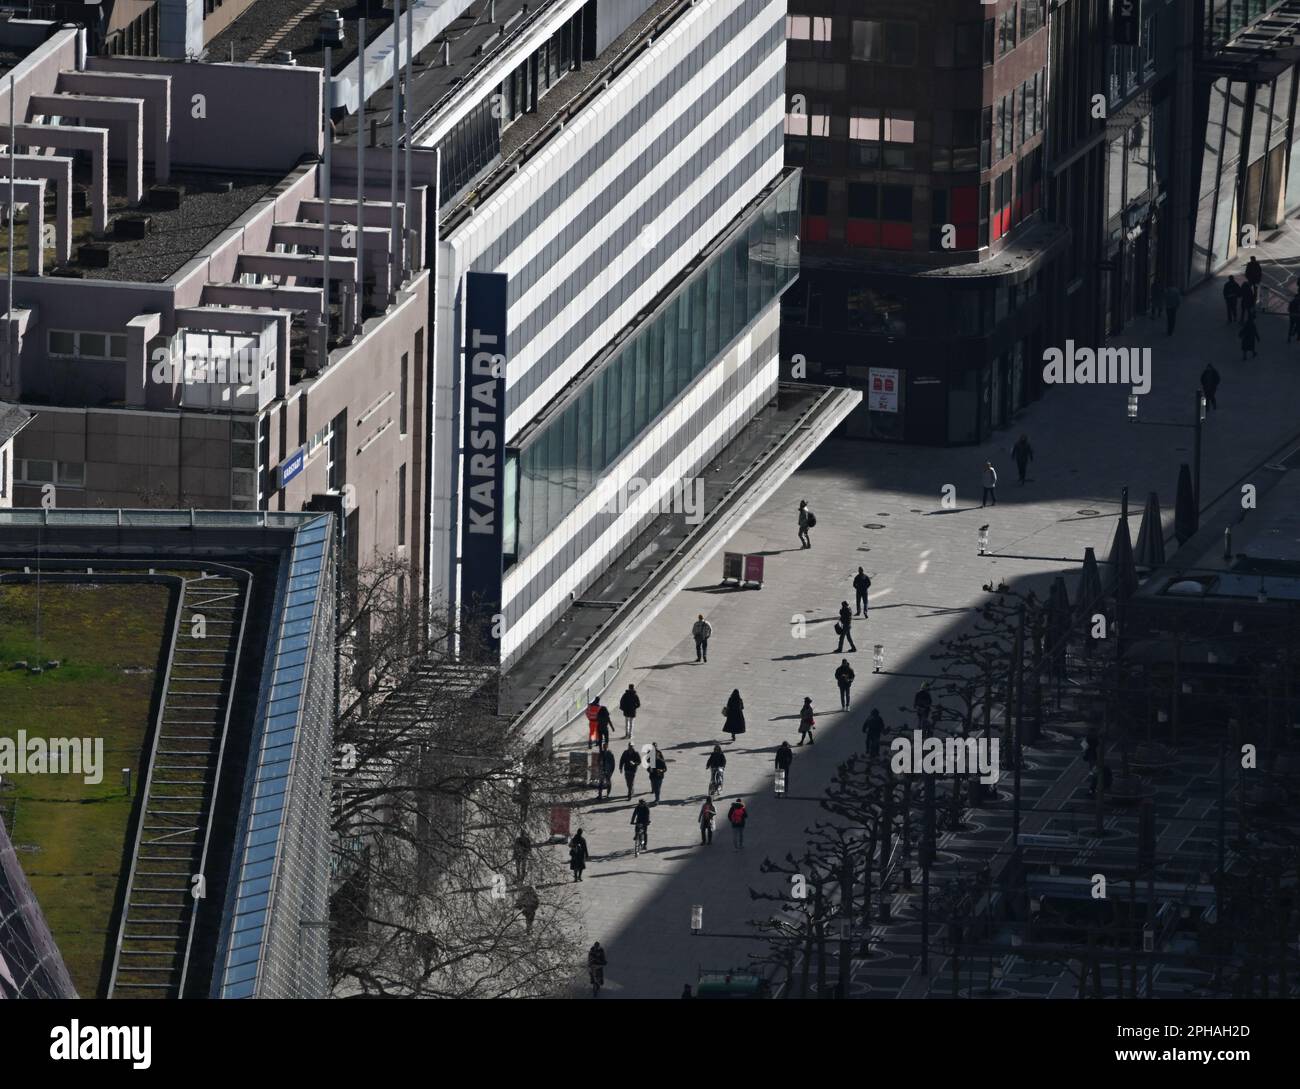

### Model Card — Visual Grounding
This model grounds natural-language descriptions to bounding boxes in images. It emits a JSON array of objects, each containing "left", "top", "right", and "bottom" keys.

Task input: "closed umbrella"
[
  {"left": 1046, "top": 575, "right": 1072, "bottom": 676},
  {"left": 1105, "top": 511, "right": 1138, "bottom": 602},
  {"left": 1134, "top": 491, "right": 1166, "bottom": 571},
  {"left": 1075, "top": 546, "right": 1104, "bottom": 630},
  {"left": 1174, "top": 463, "right": 1197, "bottom": 545}
]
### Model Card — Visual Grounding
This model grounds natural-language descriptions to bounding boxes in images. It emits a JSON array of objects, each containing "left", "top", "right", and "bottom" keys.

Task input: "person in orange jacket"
[{"left": 585, "top": 698, "right": 603, "bottom": 749}]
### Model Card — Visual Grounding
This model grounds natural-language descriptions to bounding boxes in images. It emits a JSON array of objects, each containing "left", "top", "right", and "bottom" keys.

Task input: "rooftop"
[{"left": 0, "top": 400, "right": 31, "bottom": 445}]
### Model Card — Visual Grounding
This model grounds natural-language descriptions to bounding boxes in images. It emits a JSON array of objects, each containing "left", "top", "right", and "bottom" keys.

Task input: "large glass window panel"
[
  {"left": 746, "top": 223, "right": 762, "bottom": 320},
  {"left": 705, "top": 260, "right": 721, "bottom": 362},
  {"left": 503, "top": 452, "right": 518, "bottom": 560},
  {"left": 575, "top": 384, "right": 592, "bottom": 499},
  {"left": 719, "top": 238, "right": 736, "bottom": 342},
  {"left": 662, "top": 296, "right": 679, "bottom": 414},
  {"left": 546, "top": 423, "right": 565, "bottom": 537},
  {"left": 633, "top": 343, "right": 650, "bottom": 435},
  {"left": 589, "top": 370, "right": 607, "bottom": 474},
  {"left": 605, "top": 362, "right": 621, "bottom": 468},
  {"left": 619, "top": 350, "right": 635, "bottom": 461},
  {"left": 560, "top": 401, "right": 578, "bottom": 520}
]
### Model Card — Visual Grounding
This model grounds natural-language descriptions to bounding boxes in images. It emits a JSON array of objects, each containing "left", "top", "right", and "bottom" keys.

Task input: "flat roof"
[{"left": 207, "top": 0, "right": 393, "bottom": 74}]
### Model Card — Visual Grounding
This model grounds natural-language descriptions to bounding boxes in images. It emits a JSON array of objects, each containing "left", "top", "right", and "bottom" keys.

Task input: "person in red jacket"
[{"left": 585, "top": 698, "right": 602, "bottom": 749}]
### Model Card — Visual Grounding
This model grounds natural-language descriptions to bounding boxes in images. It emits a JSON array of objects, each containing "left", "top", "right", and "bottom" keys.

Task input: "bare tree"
[{"left": 329, "top": 556, "right": 584, "bottom": 997}]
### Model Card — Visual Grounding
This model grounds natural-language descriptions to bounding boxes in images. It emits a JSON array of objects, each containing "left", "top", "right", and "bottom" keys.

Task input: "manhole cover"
[
  {"left": 1076, "top": 509, "right": 1100, "bottom": 516},
  {"left": 875, "top": 512, "right": 891, "bottom": 516},
  {"left": 910, "top": 508, "right": 923, "bottom": 513},
  {"left": 857, "top": 547, "right": 872, "bottom": 552},
  {"left": 863, "top": 523, "right": 886, "bottom": 530}
]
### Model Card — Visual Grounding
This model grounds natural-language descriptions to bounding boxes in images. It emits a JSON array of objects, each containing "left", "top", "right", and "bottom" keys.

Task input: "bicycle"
[
  {"left": 632, "top": 823, "right": 648, "bottom": 856},
  {"left": 708, "top": 765, "right": 725, "bottom": 797}
]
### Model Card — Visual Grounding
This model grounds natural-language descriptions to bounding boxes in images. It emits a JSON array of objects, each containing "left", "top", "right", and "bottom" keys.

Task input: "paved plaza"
[{"left": 552, "top": 229, "right": 1300, "bottom": 998}]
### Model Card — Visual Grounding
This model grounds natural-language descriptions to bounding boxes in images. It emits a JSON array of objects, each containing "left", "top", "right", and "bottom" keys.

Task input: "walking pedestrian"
[
  {"left": 774, "top": 739, "right": 793, "bottom": 786},
  {"left": 981, "top": 461, "right": 998, "bottom": 507},
  {"left": 852, "top": 566, "right": 872, "bottom": 616},
  {"left": 595, "top": 747, "right": 615, "bottom": 800},
  {"left": 1011, "top": 434, "right": 1034, "bottom": 485},
  {"left": 1288, "top": 292, "right": 1300, "bottom": 343},
  {"left": 797, "top": 696, "right": 816, "bottom": 745},
  {"left": 914, "top": 682, "right": 934, "bottom": 729},
  {"left": 1245, "top": 255, "right": 1263, "bottom": 306},
  {"left": 682, "top": 984, "right": 693, "bottom": 998},
  {"left": 863, "top": 707, "right": 885, "bottom": 756},
  {"left": 648, "top": 757, "right": 666, "bottom": 803},
  {"left": 1240, "top": 278, "right": 1258, "bottom": 323},
  {"left": 619, "top": 742, "right": 641, "bottom": 799},
  {"left": 569, "top": 828, "right": 590, "bottom": 882},
  {"left": 698, "top": 797, "right": 716, "bottom": 845},
  {"left": 835, "top": 657, "right": 855, "bottom": 709},
  {"left": 513, "top": 831, "right": 531, "bottom": 884},
  {"left": 705, "top": 743, "right": 727, "bottom": 793},
  {"left": 1240, "top": 313, "right": 1261, "bottom": 360},
  {"left": 515, "top": 884, "right": 539, "bottom": 933},
  {"left": 835, "top": 600, "right": 857, "bottom": 653},
  {"left": 618, "top": 684, "right": 640, "bottom": 739},
  {"left": 585, "top": 697, "right": 602, "bottom": 749},
  {"left": 1223, "top": 275, "right": 1241, "bottom": 323},
  {"left": 722, "top": 688, "right": 746, "bottom": 741},
  {"left": 1200, "top": 362, "right": 1220, "bottom": 411},
  {"left": 1164, "top": 284, "right": 1182, "bottom": 335},
  {"left": 797, "top": 499, "right": 815, "bottom": 549},
  {"left": 692, "top": 614, "right": 712, "bottom": 663},
  {"left": 727, "top": 798, "right": 748, "bottom": 849},
  {"left": 587, "top": 941, "right": 607, "bottom": 995},
  {"left": 595, "top": 702, "right": 612, "bottom": 751}
]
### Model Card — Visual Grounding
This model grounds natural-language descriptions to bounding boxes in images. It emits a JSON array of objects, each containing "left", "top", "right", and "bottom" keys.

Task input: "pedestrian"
[
  {"left": 981, "top": 461, "right": 998, "bottom": 507},
  {"left": 1087, "top": 763, "right": 1114, "bottom": 798},
  {"left": 618, "top": 742, "right": 641, "bottom": 799},
  {"left": 584, "top": 698, "right": 602, "bottom": 748},
  {"left": 588, "top": 941, "right": 607, "bottom": 995},
  {"left": 595, "top": 701, "right": 612, "bottom": 751},
  {"left": 1011, "top": 434, "right": 1033, "bottom": 485},
  {"left": 1200, "top": 362, "right": 1220, "bottom": 411},
  {"left": 1245, "top": 255, "right": 1263, "bottom": 305},
  {"left": 692, "top": 613, "right": 712, "bottom": 663},
  {"left": 515, "top": 884, "right": 539, "bottom": 933},
  {"left": 835, "top": 600, "right": 857, "bottom": 653},
  {"left": 595, "top": 746, "right": 615, "bottom": 800},
  {"left": 727, "top": 797, "right": 748, "bottom": 849},
  {"left": 1240, "top": 313, "right": 1261, "bottom": 360},
  {"left": 797, "top": 696, "right": 816, "bottom": 745},
  {"left": 705, "top": 743, "right": 727, "bottom": 793},
  {"left": 852, "top": 566, "right": 872, "bottom": 617},
  {"left": 569, "top": 828, "right": 589, "bottom": 882},
  {"left": 1240, "top": 278, "right": 1258, "bottom": 323},
  {"left": 682, "top": 984, "right": 694, "bottom": 998},
  {"left": 1164, "top": 284, "right": 1182, "bottom": 335},
  {"left": 618, "top": 683, "right": 640, "bottom": 739},
  {"left": 914, "top": 682, "right": 934, "bottom": 729},
  {"left": 863, "top": 707, "right": 885, "bottom": 756},
  {"left": 797, "top": 499, "right": 815, "bottom": 549},
  {"left": 648, "top": 757, "right": 665, "bottom": 803},
  {"left": 1223, "top": 275, "right": 1241, "bottom": 323},
  {"left": 835, "top": 657, "right": 855, "bottom": 709},
  {"left": 1288, "top": 292, "right": 1300, "bottom": 343},
  {"left": 698, "top": 796, "right": 716, "bottom": 845},
  {"left": 513, "top": 831, "right": 531, "bottom": 884},
  {"left": 774, "top": 739, "right": 793, "bottom": 786},
  {"left": 722, "top": 688, "right": 746, "bottom": 741}
]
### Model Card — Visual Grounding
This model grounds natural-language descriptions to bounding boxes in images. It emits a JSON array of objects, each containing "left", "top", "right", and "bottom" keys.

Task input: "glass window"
[
  {"left": 851, "top": 20, "right": 883, "bottom": 61},
  {"left": 705, "top": 259, "right": 721, "bottom": 361},
  {"left": 886, "top": 21, "right": 917, "bottom": 65},
  {"left": 49, "top": 330, "right": 75, "bottom": 356},
  {"left": 79, "top": 333, "right": 107, "bottom": 359},
  {"left": 589, "top": 370, "right": 607, "bottom": 473},
  {"left": 57, "top": 462, "right": 84, "bottom": 485},
  {"left": 109, "top": 335, "right": 128, "bottom": 360}
]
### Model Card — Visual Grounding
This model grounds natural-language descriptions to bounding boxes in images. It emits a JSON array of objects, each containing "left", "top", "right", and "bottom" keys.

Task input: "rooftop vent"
[
  {"left": 78, "top": 242, "right": 111, "bottom": 268},
  {"left": 276, "top": 49, "right": 296, "bottom": 66},
  {"left": 114, "top": 214, "right": 151, "bottom": 241},
  {"left": 149, "top": 184, "right": 184, "bottom": 210},
  {"left": 320, "top": 10, "right": 344, "bottom": 48}
]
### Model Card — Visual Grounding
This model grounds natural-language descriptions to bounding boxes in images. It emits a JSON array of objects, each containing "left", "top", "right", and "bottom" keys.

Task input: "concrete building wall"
[{"left": 430, "top": 0, "right": 786, "bottom": 616}]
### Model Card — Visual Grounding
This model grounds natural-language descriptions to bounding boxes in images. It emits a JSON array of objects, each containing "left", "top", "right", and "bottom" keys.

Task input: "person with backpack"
[
  {"left": 595, "top": 746, "right": 616, "bottom": 800},
  {"left": 835, "top": 658, "right": 855, "bottom": 710},
  {"left": 1223, "top": 274, "right": 1241, "bottom": 324},
  {"left": 569, "top": 828, "right": 590, "bottom": 882},
  {"left": 798, "top": 499, "right": 815, "bottom": 549},
  {"left": 585, "top": 698, "right": 602, "bottom": 749},
  {"left": 618, "top": 742, "right": 641, "bottom": 799},
  {"left": 618, "top": 684, "right": 641, "bottom": 739},
  {"left": 852, "top": 567, "right": 872, "bottom": 617},
  {"left": 698, "top": 796, "right": 716, "bottom": 845},
  {"left": 1011, "top": 434, "right": 1034, "bottom": 485},
  {"left": 722, "top": 688, "right": 746, "bottom": 741},
  {"left": 835, "top": 600, "right": 857, "bottom": 653},
  {"left": 797, "top": 697, "right": 816, "bottom": 745},
  {"left": 774, "top": 739, "right": 793, "bottom": 786},
  {"left": 692, "top": 614, "right": 712, "bottom": 663},
  {"left": 595, "top": 702, "right": 613, "bottom": 750},
  {"left": 727, "top": 798, "right": 748, "bottom": 849}
]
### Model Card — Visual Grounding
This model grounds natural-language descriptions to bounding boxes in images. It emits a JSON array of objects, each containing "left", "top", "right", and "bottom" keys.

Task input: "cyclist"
[
  {"left": 705, "top": 743, "right": 727, "bottom": 795},
  {"left": 630, "top": 799, "right": 651, "bottom": 852},
  {"left": 587, "top": 941, "right": 607, "bottom": 997}
]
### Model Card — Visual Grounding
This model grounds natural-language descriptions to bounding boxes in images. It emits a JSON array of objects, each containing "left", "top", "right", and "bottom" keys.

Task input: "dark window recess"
[
  {"left": 581, "top": 0, "right": 597, "bottom": 60},
  {"left": 438, "top": 97, "right": 500, "bottom": 204},
  {"left": 881, "top": 185, "right": 912, "bottom": 222},
  {"left": 803, "top": 178, "right": 829, "bottom": 216}
]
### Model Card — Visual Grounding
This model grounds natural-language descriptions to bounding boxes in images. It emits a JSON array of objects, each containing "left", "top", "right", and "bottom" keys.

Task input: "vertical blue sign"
[{"left": 461, "top": 272, "right": 508, "bottom": 654}]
